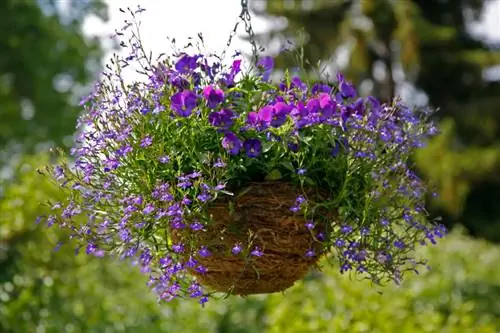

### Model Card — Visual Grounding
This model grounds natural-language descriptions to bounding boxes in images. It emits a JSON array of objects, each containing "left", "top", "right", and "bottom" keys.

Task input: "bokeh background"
[{"left": 1, "top": 0, "right": 500, "bottom": 332}]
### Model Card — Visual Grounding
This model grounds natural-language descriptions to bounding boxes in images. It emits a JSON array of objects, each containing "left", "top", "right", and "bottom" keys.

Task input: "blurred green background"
[{"left": 1, "top": 0, "right": 500, "bottom": 332}]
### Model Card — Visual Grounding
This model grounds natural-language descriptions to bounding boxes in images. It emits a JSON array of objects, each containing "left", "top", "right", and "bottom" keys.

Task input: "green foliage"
[
  {"left": 163, "top": 229, "right": 500, "bottom": 333},
  {"left": 263, "top": 228, "right": 500, "bottom": 333},
  {"left": 0, "top": 0, "right": 108, "bottom": 154}
]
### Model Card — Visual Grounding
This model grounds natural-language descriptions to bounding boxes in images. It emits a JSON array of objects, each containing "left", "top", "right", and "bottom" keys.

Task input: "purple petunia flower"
[
  {"left": 291, "top": 101, "right": 311, "bottom": 128},
  {"left": 257, "top": 56, "right": 274, "bottom": 81},
  {"left": 246, "top": 112, "right": 259, "bottom": 127},
  {"left": 257, "top": 106, "right": 273, "bottom": 127},
  {"left": 175, "top": 53, "right": 199, "bottom": 73},
  {"left": 317, "top": 93, "right": 336, "bottom": 121},
  {"left": 243, "top": 138, "right": 262, "bottom": 158},
  {"left": 271, "top": 102, "right": 292, "bottom": 127},
  {"left": 203, "top": 86, "right": 224, "bottom": 109},
  {"left": 311, "top": 82, "right": 333, "bottom": 95},
  {"left": 222, "top": 132, "right": 242, "bottom": 155},
  {"left": 255, "top": 103, "right": 292, "bottom": 129},
  {"left": 208, "top": 109, "right": 234, "bottom": 129},
  {"left": 290, "top": 76, "right": 307, "bottom": 92},
  {"left": 336, "top": 72, "right": 356, "bottom": 99},
  {"left": 170, "top": 90, "right": 198, "bottom": 117},
  {"left": 221, "top": 59, "right": 242, "bottom": 87}
]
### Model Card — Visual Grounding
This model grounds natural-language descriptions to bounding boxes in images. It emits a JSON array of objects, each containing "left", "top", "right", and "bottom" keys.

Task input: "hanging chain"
[{"left": 223, "top": 0, "right": 259, "bottom": 63}]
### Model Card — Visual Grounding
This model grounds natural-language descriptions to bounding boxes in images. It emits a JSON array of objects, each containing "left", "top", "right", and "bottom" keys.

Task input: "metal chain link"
[{"left": 223, "top": 0, "right": 259, "bottom": 63}]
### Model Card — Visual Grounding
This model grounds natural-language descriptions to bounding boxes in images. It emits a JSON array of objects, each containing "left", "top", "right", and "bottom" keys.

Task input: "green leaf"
[
  {"left": 262, "top": 141, "right": 273, "bottom": 153},
  {"left": 281, "top": 161, "right": 295, "bottom": 172},
  {"left": 303, "top": 176, "right": 316, "bottom": 186},
  {"left": 265, "top": 169, "right": 282, "bottom": 180}
]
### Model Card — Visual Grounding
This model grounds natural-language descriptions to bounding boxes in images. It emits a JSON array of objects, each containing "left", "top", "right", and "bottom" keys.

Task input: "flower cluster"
[{"left": 39, "top": 8, "right": 445, "bottom": 305}]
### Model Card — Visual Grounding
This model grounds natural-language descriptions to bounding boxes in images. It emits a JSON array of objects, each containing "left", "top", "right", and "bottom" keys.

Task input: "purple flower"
[
  {"left": 231, "top": 59, "right": 241, "bottom": 74},
  {"left": 140, "top": 136, "right": 153, "bottom": 147},
  {"left": 318, "top": 93, "right": 336, "bottom": 120},
  {"left": 196, "top": 265, "right": 208, "bottom": 274},
  {"left": 116, "top": 144, "right": 133, "bottom": 156},
  {"left": 54, "top": 165, "right": 64, "bottom": 180},
  {"left": 181, "top": 196, "right": 192, "bottom": 205},
  {"left": 332, "top": 137, "right": 348, "bottom": 157},
  {"left": 341, "top": 225, "right": 353, "bottom": 234},
  {"left": 394, "top": 240, "right": 405, "bottom": 249},
  {"left": 335, "top": 239, "right": 346, "bottom": 247},
  {"left": 190, "top": 221, "right": 204, "bottom": 231},
  {"left": 214, "top": 183, "right": 226, "bottom": 191},
  {"left": 257, "top": 56, "right": 274, "bottom": 81},
  {"left": 177, "top": 181, "right": 192, "bottom": 189},
  {"left": 288, "top": 142, "right": 299, "bottom": 152},
  {"left": 208, "top": 109, "right": 234, "bottom": 129},
  {"left": 159, "top": 155, "right": 170, "bottom": 163},
  {"left": 213, "top": 158, "right": 226, "bottom": 168},
  {"left": 175, "top": 54, "right": 199, "bottom": 73},
  {"left": 172, "top": 243, "right": 185, "bottom": 253},
  {"left": 305, "top": 221, "right": 315, "bottom": 230},
  {"left": 170, "top": 90, "right": 198, "bottom": 117},
  {"left": 143, "top": 204, "right": 155, "bottom": 215},
  {"left": 337, "top": 72, "right": 356, "bottom": 99},
  {"left": 311, "top": 83, "right": 332, "bottom": 95},
  {"left": 222, "top": 132, "right": 242, "bottom": 155},
  {"left": 221, "top": 59, "right": 242, "bottom": 86},
  {"left": 232, "top": 244, "right": 242, "bottom": 255},
  {"left": 187, "top": 171, "right": 202, "bottom": 179},
  {"left": 203, "top": 86, "right": 224, "bottom": 109},
  {"left": 198, "top": 246, "right": 211, "bottom": 257},
  {"left": 250, "top": 247, "right": 263, "bottom": 257},
  {"left": 291, "top": 76, "right": 307, "bottom": 92},
  {"left": 185, "top": 257, "right": 198, "bottom": 268},
  {"left": 197, "top": 193, "right": 212, "bottom": 202},
  {"left": 86, "top": 243, "right": 97, "bottom": 254},
  {"left": 246, "top": 112, "right": 259, "bottom": 127},
  {"left": 305, "top": 249, "right": 315, "bottom": 257},
  {"left": 243, "top": 138, "right": 262, "bottom": 158},
  {"left": 271, "top": 102, "right": 292, "bottom": 127},
  {"left": 257, "top": 106, "right": 273, "bottom": 127},
  {"left": 295, "top": 195, "right": 306, "bottom": 204}
]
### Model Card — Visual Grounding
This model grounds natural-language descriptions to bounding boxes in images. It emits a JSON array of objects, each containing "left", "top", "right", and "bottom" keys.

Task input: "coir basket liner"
[{"left": 172, "top": 181, "right": 327, "bottom": 295}]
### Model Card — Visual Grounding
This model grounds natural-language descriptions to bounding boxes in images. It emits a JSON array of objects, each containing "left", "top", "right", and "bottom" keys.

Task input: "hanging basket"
[{"left": 172, "top": 181, "right": 328, "bottom": 295}]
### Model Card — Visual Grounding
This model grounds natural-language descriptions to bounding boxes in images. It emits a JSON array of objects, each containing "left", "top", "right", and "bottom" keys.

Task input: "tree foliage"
[{"left": 0, "top": 0, "right": 108, "bottom": 154}]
